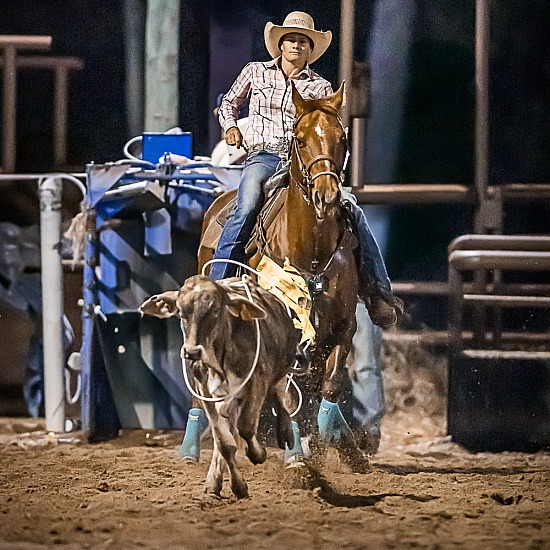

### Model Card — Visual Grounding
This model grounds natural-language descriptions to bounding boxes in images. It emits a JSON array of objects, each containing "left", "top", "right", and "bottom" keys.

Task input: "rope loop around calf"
[{"left": 179, "top": 259, "right": 303, "bottom": 415}]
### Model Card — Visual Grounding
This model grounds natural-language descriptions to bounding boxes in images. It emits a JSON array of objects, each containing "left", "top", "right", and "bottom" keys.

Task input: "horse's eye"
[{"left": 296, "top": 137, "right": 305, "bottom": 147}]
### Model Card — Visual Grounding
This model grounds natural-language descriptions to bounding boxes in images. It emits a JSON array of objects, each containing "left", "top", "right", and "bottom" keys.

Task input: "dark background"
[{"left": 0, "top": 0, "right": 549, "bottom": 277}]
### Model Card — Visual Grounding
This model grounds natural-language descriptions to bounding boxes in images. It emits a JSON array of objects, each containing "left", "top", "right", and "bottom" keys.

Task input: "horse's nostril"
[{"left": 183, "top": 346, "right": 202, "bottom": 360}]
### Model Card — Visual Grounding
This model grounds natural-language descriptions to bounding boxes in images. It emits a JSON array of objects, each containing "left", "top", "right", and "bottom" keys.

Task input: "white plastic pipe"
[{"left": 39, "top": 176, "right": 65, "bottom": 432}]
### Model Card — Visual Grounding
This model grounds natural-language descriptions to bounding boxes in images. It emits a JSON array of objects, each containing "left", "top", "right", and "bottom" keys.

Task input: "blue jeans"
[
  {"left": 210, "top": 151, "right": 282, "bottom": 280},
  {"left": 349, "top": 303, "right": 385, "bottom": 436},
  {"left": 210, "top": 154, "right": 391, "bottom": 295},
  {"left": 341, "top": 188, "right": 391, "bottom": 294}
]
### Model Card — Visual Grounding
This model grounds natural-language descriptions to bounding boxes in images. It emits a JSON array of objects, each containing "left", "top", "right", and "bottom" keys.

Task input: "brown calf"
[{"left": 140, "top": 274, "right": 298, "bottom": 498}]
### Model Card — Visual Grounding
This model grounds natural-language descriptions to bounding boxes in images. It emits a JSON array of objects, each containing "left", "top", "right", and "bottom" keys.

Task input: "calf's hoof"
[
  {"left": 231, "top": 479, "right": 249, "bottom": 499},
  {"left": 246, "top": 444, "right": 267, "bottom": 465},
  {"left": 204, "top": 478, "right": 223, "bottom": 497}
]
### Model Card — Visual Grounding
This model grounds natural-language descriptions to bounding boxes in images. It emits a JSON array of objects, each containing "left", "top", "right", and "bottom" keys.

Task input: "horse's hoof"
[
  {"left": 285, "top": 459, "right": 306, "bottom": 469},
  {"left": 336, "top": 436, "right": 371, "bottom": 474},
  {"left": 180, "top": 455, "right": 199, "bottom": 464}
]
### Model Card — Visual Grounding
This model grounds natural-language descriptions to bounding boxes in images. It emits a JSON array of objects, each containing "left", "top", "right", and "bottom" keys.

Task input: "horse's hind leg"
[
  {"left": 271, "top": 377, "right": 306, "bottom": 463},
  {"left": 180, "top": 400, "right": 207, "bottom": 462}
]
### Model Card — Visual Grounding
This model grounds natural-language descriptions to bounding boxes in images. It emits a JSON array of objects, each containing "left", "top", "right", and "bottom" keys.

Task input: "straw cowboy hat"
[{"left": 264, "top": 11, "right": 332, "bottom": 64}]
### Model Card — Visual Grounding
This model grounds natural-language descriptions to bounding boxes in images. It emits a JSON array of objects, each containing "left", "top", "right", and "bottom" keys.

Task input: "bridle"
[{"left": 290, "top": 109, "right": 348, "bottom": 204}]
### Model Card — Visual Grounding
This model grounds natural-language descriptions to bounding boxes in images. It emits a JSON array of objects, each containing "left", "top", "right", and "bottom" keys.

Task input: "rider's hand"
[{"left": 225, "top": 127, "right": 243, "bottom": 149}]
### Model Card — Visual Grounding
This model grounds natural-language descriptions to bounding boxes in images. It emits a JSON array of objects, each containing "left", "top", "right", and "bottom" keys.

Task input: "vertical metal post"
[
  {"left": 80, "top": 205, "right": 97, "bottom": 433},
  {"left": 339, "top": 0, "right": 354, "bottom": 129},
  {"left": 123, "top": 0, "right": 146, "bottom": 138},
  {"left": 53, "top": 66, "right": 69, "bottom": 167},
  {"left": 2, "top": 44, "right": 17, "bottom": 172},
  {"left": 39, "top": 177, "right": 65, "bottom": 432},
  {"left": 145, "top": 0, "right": 180, "bottom": 131},
  {"left": 474, "top": 0, "right": 490, "bottom": 232},
  {"left": 351, "top": 118, "right": 366, "bottom": 187}
]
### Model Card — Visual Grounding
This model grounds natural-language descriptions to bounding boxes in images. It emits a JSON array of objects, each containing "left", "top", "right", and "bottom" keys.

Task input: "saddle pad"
[{"left": 256, "top": 255, "right": 315, "bottom": 345}]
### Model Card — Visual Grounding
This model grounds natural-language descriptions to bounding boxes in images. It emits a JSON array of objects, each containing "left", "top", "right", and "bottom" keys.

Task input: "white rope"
[
  {"left": 123, "top": 135, "right": 143, "bottom": 162},
  {"left": 39, "top": 173, "right": 87, "bottom": 197},
  {"left": 180, "top": 275, "right": 261, "bottom": 403},
  {"left": 271, "top": 373, "right": 303, "bottom": 418},
  {"left": 64, "top": 368, "right": 81, "bottom": 405},
  {"left": 203, "top": 259, "right": 306, "bottom": 417},
  {"left": 202, "top": 259, "right": 292, "bottom": 317}
]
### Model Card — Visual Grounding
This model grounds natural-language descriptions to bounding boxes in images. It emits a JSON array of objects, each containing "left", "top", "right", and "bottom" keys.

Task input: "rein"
[{"left": 290, "top": 138, "right": 343, "bottom": 203}]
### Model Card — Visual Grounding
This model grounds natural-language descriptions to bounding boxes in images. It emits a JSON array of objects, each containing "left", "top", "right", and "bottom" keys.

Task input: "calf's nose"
[{"left": 183, "top": 344, "right": 204, "bottom": 361}]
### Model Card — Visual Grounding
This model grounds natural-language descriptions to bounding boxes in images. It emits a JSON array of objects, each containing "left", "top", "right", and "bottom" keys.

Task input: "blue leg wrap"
[
  {"left": 179, "top": 408, "right": 207, "bottom": 461},
  {"left": 317, "top": 398, "right": 354, "bottom": 443},
  {"left": 285, "top": 421, "right": 305, "bottom": 463}
]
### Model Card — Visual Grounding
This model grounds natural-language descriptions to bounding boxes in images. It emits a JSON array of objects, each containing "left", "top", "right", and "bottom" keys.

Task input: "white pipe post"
[{"left": 39, "top": 176, "right": 65, "bottom": 432}]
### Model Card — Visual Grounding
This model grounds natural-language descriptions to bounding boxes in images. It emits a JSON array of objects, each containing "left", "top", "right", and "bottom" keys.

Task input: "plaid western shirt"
[{"left": 218, "top": 58, "right": 333, "bottom": 156}]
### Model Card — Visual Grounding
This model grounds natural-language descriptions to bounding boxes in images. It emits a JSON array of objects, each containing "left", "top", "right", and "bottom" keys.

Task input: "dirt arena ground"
[{"left": 1, "top": 342, "right": 549, "bottom": 549}]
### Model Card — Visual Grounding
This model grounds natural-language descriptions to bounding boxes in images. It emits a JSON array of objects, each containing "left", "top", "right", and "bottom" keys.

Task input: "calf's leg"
[
  {"left": 206, "top": 401, "right": 248, "bottom": 498},
  {"left": 205, "top": 436, "right": 226, "bottom": 496},
  {"left": 237, "top": 389, "right": 267, "bottom": 465}
]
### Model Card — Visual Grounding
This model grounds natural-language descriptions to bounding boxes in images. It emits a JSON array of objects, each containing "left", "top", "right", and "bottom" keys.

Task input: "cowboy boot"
[{"left": 362, "top": 282, "right": 404, "bottom": 328}]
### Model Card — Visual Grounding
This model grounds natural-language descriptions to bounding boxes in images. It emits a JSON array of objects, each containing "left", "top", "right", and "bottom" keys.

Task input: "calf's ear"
[
  {"left": 139, "top": 291, "right": 179, "bottom": 318},
  {"left": 227, "top": 296, "right": 266, "bottom": 321}
]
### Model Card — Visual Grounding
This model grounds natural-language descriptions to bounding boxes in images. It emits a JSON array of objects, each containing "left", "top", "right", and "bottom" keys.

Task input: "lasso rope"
[{"left": 180, "top": 259, "right": 304, "bottom": 415}]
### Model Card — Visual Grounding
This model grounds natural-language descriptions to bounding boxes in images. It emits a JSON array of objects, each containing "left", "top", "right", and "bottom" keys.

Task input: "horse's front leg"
[
  {"left": 317, "top": 342, "right": 371, "bottom": 473},
  {"left": 321, "top": 342, "right": 351, "bottom": 403},
  {"left": 317, "top": 343, "right": 354, "bottom": 441}
]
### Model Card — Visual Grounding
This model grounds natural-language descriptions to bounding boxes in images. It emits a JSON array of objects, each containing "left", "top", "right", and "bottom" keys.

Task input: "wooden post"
[
  {"left": 0, "top": 35, "right": 51, "bottom": 172},
  {"left": 474, "top": 0, "right": 490, "bottom": 232},
  {"left": 53, "top": 66, "right": 69, "bottom": 167},
  {"left": 339, "top": 0, "right": 354, "bottom": 129},
  {"left": 145, "top": 0, "right": 180, "bottom": 132},
  {"left": 2, "top": 44, "right": 17, "bottom": 173},
  {"left": 123, "top": 0, "right": 146, "bottom": 138}
]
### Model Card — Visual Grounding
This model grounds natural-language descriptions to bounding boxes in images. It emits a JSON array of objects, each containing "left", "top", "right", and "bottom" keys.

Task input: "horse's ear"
[
  {"left": 291, "top": 81, "right": 307, "bottom": 113},
  {"left": 330, "top": 81, "right": 345, "bottom": 111}
]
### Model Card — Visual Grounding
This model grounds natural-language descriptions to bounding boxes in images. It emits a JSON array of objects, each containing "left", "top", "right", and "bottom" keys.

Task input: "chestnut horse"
[{"left": 192, "top": 83, "right": 368, "bottom": 469}]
